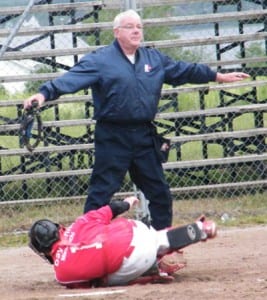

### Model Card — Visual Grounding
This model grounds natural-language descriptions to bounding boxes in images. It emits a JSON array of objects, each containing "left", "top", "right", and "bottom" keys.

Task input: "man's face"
[{"left": 114, "top": 16, "right": 143, "bottom": 53}]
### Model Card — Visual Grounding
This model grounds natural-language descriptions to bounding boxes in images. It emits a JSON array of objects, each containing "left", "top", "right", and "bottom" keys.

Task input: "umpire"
[{"left": 24, "top": 9, "right": 250, "bottom": 230}]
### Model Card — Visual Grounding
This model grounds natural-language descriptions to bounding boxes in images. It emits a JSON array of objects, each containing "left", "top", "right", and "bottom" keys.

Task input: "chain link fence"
[{"left": 0, "top": 0, "right": 266, "bottom": 237}]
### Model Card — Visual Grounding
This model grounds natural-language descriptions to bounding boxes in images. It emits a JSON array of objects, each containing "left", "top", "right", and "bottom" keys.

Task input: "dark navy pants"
[{"left": 83, "top": 121, "right": 172, "bottom": 230}]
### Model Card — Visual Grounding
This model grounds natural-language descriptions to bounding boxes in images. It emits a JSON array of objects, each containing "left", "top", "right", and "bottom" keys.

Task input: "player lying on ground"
[{"left": 28, "top": 197, "right": 217, "bottom": 288}]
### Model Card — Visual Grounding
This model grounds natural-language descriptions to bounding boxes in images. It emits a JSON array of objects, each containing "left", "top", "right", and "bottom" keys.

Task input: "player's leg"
[
  {"left": 107, "top": 221, "right": 158, "bottom": 286},
  {"left": 155, "top": 218, "right": 217, "bottom": 275},
  {"left": 156, "top": 217, "right": 217, "bottom": 255}
]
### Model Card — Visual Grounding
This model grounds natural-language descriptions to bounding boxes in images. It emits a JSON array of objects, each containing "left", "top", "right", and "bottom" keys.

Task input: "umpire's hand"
[
  {"left": 216, "top": 72, "right": 250, "bottom": 83},
  {"left": 24, "top": 93, "right": 45, "bottom": 109}
]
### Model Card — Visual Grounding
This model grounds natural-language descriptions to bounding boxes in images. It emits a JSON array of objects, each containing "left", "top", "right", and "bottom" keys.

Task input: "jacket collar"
[{"left": 113, "top": 39, "right": 140, "bottom": 61}]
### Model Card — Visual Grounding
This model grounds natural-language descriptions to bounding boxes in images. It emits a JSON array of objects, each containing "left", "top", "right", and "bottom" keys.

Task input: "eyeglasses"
[{"left": 119, "top": 25, "right": 143, "bottom": 30}]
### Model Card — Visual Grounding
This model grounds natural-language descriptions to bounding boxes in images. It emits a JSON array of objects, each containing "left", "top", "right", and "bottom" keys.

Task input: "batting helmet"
[{"left": 29, "top": 219, "right": 60, "bottom": 263}]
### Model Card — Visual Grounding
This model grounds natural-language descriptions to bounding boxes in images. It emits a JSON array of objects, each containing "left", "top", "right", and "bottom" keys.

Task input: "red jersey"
[{"left": 51, "top": 205, "right": 135, "bottom": 285}]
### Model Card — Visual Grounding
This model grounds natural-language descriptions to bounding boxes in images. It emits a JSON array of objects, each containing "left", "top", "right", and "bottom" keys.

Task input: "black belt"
[{"left": 97, "top": 120, "right": 151, "bottom": 129}]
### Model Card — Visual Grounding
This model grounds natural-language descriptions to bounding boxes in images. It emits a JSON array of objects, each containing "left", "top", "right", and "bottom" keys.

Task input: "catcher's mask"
[{"left": 28, "top": 219, "right": 60, "bottom": 264}]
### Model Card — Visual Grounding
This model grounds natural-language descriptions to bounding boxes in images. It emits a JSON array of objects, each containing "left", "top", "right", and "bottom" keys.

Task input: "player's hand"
[
  {"left": 24, "top": 93, "right": 45, "bottom": 109},
  {"left": 123, "top": 196, "right": 139, "bottom": 209}
]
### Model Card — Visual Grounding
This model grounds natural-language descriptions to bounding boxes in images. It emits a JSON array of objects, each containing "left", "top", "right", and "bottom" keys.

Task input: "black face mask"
[{"left": 28, "top": 241, "right": 54, "bottom": 264}]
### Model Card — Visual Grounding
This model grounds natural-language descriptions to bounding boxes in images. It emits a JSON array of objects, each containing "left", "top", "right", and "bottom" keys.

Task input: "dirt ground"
[{"left": 1, "top": 225, "right": 267, "bottom": 300}]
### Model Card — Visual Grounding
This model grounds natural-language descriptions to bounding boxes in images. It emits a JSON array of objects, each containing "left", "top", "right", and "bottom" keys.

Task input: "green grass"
[
  {"left": 172, "top": 192, "right": 267, "bottom": 227},
  {"left": 0, "top": 192, "right": 266, "bottom": 248}
]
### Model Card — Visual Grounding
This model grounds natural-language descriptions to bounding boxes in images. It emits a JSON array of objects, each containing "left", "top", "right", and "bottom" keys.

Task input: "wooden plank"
[
  {"left": 0, "top": 22, "right": 113, "bottom": 38},
  {"left": 0, "top": 48, "right": 93, "bottom": 61},
  {"left": 0, "top": 153, "right": 266, "bottom": 182},
  {"left": 0, "top": 94, "right": 92, "bottom": 107},
  {"left": 1, "top": 71, "right": 267, "bottom": 96},
  {"left": 0, "top": 72, "right": 65, "bottom": 83},
  {"left": 113, "top": 0, "right": 244, "bottom": 6},
  {"left": 0, "top": 1, "right": 104, "bottom": 15},
  {"left": 1, "top": 31, "right": 267, "bottom": 61},
  {"left": 0, "top": 0, "right": 236, "bottom": 15},
  {"left": 2, "top": 95, "right": 266, "bottom": 112},
  {"left": 170, "top": 128, "right": 267, "bottom": 143},
  {"left": 0, "top": 0, "right": 177, "bottom": 16},
  {"left": 202, "top": 56, "right": 267, "bottom": 68},
  {"left": 144, "top": 10, "right": 267, "bottom": 26},
  {"left": 145, "top": 32, "right": 267, "bottom": 49},
  {"left": 0, "top": 143, "right": 94, "bottom": 156},
  {"left": 1, "top": 81, "right": 267, "bottom": 107},
  {"left": 0, "top": 9, "right": 265, "bottom": 38},
  {"left": 0, "top": 168, "right": 92, "bottom": 182},
  {"left": 157, "top": 103, "right": 267, "bottom": 120},
  {"left": 0, "top": 118, "right": 96, "bottom": 132},
  {"left": 0, "top": 127, "right": 266, "bottom": 156},
  {"left": 164, "top": 153, "right": 267, "bottom": 169},
  {"left": 0, "top": 56, "right": 266, "bottom": 81},
  {"left": 0, "top": 195, "right": 86, "bottom": 206},
  {"left": 0, "top": 90, "right": 266, "bottom": 119},
  {"left": 0, "top": 102, "right": 266, "bottom": 132},
  {"left": 170, "top": 179, "right": 267, "bottom": 195},
  {"left": 1, "top": 65, "right": 266, "bottom": 86},
  {"left": 160, "top": 79, "right": 267, "bottom": 94}
]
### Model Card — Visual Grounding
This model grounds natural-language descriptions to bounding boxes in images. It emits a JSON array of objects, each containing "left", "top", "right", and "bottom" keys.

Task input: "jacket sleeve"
[
  {"left": 39, "top": 54, "right": 100, "bottom": 101},
  {"left": 158, "top": 50, "right": 217, "bottom": 86}
]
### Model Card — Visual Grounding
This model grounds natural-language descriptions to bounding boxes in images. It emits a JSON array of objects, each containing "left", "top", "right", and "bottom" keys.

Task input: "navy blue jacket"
[{"left": 39, "top": 40, "right": 216, "bottom": 122}]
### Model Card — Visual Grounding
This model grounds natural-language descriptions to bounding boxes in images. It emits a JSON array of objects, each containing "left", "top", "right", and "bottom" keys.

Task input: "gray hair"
[{"left": 113, "top": 9, "right": 142, "bottom": 29}]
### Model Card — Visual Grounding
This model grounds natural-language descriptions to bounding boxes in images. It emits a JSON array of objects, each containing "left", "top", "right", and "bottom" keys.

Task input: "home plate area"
[{"left": 1, "top": 226, "right": 267, "bottom": 300}]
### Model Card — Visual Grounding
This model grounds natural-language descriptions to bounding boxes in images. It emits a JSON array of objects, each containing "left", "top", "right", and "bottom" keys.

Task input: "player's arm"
[
  {"left": 81, "top": 197, "right": 139, "bottom": 223},
  {"left": 109, "top": 196, "right": 139, "bottom": 218}
]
